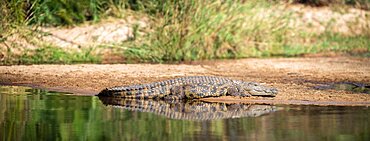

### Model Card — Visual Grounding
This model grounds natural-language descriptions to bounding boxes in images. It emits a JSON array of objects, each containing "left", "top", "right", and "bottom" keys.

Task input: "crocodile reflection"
[{"left": 99, "top": 97, "right": 278, "bottom": 120}]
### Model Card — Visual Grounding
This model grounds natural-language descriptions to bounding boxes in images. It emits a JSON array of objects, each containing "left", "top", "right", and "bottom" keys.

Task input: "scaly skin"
[
  {"left": 97, "top": 76, "right": 278, "bottom": 100},
  {"left": 99, "top": 97, "right": 278, "bottom": 120}
]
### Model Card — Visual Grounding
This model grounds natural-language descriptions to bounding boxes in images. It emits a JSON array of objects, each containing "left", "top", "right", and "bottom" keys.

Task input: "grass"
[
  {"left": 269, "top": 33, "right": 370, "bottom": 57},
  {"left": 0, "top": 0, "right": 369, "bottom": 64},
  {"left": 123, "top": 0, "right": 369, "bottom": 62},
  {"left": 124, "top": 1, "right": 251, "bottom": 62},
  {"left": 20, "top": 46, "right": 101, "bottom": 64},
  {"left": 3, "top": 45, "right": 101, "bottom": 65}
]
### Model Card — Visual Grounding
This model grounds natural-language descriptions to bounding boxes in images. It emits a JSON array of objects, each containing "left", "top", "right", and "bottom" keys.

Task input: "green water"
[{"left": 0, "top": 86, "right": 369, "bottom": 141}]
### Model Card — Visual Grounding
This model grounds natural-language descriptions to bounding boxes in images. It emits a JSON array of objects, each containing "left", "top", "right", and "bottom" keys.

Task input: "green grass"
[
  {"left": 122, "top": 0, "right": 369, "bottom": 62},
  {"left": 16, "top": 46, "right": 101, "bottom": 64},
  {"left": 1, "top": 0, "right": 369, "bottom": 64},
  {"left": 1, "top": 0, "right": 121, "bottom": 26},
  {"left": 271, "top": 33, "right": 370, "bottom": 57},
  {"left": 124, "top": 1, "right": 252, "bottom": 62}
]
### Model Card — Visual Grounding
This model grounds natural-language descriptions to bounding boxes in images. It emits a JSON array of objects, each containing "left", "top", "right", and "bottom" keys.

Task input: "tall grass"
[
  {"left": 125, "top": 1, "right": 254, "bottom": 62},
  {"left": 0, "top": 0, "right": 132, "bottom": 29},
  {"left": 0, "top": 0, "right": 117, "bottom": 65},
  {"left": 124, "top": 1, "right": 293, "bottom": 62},
  {"left": 1, "top": 0, "right": 369, "bottom": 64},
  {"left": 0, "top": 0, "right": 28, "bottom": 41},
  {"left": 123, "top": 0, "right": 369, "bottom": 62},
  {"left": 21, "top": 0, "right": 105, "bottom": 26}
]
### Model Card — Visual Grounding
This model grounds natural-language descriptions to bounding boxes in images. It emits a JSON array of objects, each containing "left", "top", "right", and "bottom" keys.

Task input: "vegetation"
[
  {"left": 125, "top": 1, "right": 252, "bottom": 62},
  {"left": 123, "top": 0, "right": 370, "bottom": 62},
  {"left": 0, "top": 0, "right": 369, "bottom": 64},
  {"left": 293, "top": 0, "right": 369, "bottom": 9},
  {"left": 18, "top": 45, "right": 101, "bottom": 64}
]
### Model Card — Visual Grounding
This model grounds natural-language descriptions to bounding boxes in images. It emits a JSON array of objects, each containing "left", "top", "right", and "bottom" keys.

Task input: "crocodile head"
[{"left": 243, "top": 82, "right": 278, "bottom": 97}]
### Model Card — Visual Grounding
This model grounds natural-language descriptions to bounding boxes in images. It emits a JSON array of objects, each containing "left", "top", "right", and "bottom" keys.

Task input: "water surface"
[{"left": 0, "top": 86, "right": 369, "bottom": 141}]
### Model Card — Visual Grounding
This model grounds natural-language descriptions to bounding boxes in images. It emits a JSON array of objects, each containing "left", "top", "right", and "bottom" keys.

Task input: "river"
[{"left": 0, "top": 86, "right": 369, "bottom": 141}]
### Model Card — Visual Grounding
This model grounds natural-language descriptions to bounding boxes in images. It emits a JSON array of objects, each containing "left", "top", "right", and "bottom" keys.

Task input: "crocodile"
[
  {"left": 97, "top": 76, "right": 278, "bottom": 100},
  {"left": 99, "top": 97, "right": 278, "bottom": 120}
]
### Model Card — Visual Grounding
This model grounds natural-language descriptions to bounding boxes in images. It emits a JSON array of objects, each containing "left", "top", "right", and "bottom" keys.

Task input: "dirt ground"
[{"left": 0, "top": 56, "right": 369, "bottom": 106}]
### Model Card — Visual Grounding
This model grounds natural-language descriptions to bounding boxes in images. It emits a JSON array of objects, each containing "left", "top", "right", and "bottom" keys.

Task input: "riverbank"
[
  {"left": 1, "top": 1, "right": 369, "bottom": 65},
  {"left": 0, "top": 56, "right": 369, "bottom": 106}
]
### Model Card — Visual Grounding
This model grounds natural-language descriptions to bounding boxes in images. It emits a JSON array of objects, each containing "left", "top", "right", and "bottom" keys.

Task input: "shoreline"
[{"left": 1, "top": 57, "right": 369, "bottom": 106}]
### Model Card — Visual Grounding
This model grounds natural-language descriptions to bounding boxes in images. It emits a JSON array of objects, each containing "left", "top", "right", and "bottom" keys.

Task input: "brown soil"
[{"left": 0, "top": 57, "right": 369, "bottom": 106}]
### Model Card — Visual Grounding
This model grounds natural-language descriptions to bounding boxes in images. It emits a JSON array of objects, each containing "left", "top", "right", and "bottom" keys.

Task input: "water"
[{"left": 0, "top": 86, "right": 369, "bottom": 141}]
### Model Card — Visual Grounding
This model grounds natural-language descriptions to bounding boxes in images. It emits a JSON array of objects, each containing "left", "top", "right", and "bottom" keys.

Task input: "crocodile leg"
[
  {"left": 227, "top": 85, "right": 252, "bottom": 97},
  {"left": 162, "top": 86, "right": 187, "bottom": 100}
]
